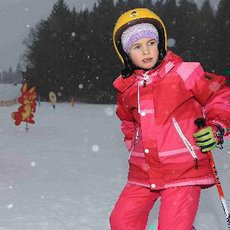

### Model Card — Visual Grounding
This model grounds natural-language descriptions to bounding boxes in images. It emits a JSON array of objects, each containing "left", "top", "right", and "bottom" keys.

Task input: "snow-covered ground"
[{"left": 0, "top": 101, "right": 230, "bottom": 230}]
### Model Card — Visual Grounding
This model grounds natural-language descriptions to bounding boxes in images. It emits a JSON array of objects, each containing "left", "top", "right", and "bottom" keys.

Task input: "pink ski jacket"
[{"left": 113, "top": 51, "right": 230, "bottom": 190}]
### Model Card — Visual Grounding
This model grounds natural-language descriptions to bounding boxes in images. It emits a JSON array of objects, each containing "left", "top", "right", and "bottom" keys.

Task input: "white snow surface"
[{"left": 0, "top": 102, "right": 230, "bottom": 230}]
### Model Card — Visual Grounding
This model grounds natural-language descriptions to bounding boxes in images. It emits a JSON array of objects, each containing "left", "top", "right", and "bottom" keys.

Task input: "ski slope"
[{"left": 0, "top": 101, "right": 230, "bottom": 230}]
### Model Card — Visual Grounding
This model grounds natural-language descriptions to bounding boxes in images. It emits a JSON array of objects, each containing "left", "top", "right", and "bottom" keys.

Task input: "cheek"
[
  {"left": 152, "top": 47, "right": 159, "bottom": 58},
  {"left": 129, "top": 52, "right": 141, "bottom": 64}
]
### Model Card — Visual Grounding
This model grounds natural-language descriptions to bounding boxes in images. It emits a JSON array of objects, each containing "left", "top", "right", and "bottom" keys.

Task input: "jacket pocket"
[
  {"left": 172, "top": 117, "right": 199, "bottom": 169},
  {"left": 128, "top": 128, "right": 140, "bottom": 159}
]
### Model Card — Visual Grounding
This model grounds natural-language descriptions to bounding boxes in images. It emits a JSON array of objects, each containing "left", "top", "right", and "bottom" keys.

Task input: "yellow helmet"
[{"left": 113, "top": 8, "right": 168, "bottom": 64}]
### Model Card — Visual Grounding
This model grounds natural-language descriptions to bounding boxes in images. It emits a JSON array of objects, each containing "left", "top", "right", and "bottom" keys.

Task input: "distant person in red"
[{"left": 110, "top": 8, "right": 230, "bottom": 230}]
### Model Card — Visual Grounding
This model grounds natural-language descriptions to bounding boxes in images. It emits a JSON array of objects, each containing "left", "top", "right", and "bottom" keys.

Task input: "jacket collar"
[
  {"left": 113, "top": 51, "right": 183, "bottom": 92},
  {"left": 113, "top": 74, "right": 136, "bottom": 93},
  {"left": 133, "top": 51, "right": 183, "bottom": 78}
]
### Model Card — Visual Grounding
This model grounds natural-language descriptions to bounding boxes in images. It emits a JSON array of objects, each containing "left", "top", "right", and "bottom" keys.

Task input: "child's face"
[{"left": 128, "top": 38, "right": 159, "bottom": 70}]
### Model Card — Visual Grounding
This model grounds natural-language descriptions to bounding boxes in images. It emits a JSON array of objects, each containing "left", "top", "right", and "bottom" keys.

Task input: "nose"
[{"left": 142, "top": 45, "right": 150, "bottom": 55}]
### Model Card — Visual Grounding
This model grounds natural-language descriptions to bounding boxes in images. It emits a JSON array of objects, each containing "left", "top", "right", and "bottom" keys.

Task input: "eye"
[
  {"left": 148, "top": 40, "right": 156, "bottom": 46},
  {"left": 133, "top": 45, "right": 141, "bottom": 50}
]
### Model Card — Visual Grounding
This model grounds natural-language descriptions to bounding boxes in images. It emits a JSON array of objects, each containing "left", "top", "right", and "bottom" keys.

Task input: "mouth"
[{"left": 142, "top": 58, "right": 153, "bottom": 63}]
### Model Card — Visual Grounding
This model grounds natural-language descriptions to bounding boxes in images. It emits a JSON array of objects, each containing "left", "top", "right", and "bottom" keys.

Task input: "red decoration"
[{"left": 11, "top": 83, "right": 37, "bottom": 126}]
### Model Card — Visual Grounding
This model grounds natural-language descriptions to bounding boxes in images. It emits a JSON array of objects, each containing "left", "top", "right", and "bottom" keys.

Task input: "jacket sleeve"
[
  {"left": 180, "top": 63, "right": 230, "bottom": 137},
  {"left": 116, "top": 91, "right": 136, "bottom": 151}
]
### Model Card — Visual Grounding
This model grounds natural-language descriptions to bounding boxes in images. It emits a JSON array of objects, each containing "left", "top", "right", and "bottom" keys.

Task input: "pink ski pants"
[{"left": 110, "top": 183, "right": 201, "bottom": 230}]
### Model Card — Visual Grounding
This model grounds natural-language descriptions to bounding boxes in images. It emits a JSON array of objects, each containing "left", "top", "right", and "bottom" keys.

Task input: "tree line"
[
  {"left": 21, "top": 0, "right": 230, "bottom": 103},
  {"left": 0, "top": 64, "right": 22, "bottom": 84}
]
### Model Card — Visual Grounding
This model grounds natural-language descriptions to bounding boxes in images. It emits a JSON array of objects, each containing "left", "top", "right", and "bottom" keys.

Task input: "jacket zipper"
[
  {"left": 137, "top": 72, "right": 150, "bottom": 114},
  {"left": 128, "top": 128, "right": 140, "bottom": 159},
  {"left": 172, "top": 117, "right": 199, "bottom": 169},
  {"left": 142, "top": 72, "right": 149, "bottom": 87}
]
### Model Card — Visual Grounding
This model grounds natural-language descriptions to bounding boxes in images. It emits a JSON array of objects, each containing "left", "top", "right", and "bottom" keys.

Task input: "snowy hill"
[
  {"left": 0, "top": 102, "right": 229, "bottom": 230},
  {"left": 0, "top": 83, "right": 21, "bottom": 100}
]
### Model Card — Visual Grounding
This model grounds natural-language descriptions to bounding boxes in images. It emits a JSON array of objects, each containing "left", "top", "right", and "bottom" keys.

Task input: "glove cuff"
[{"left": 208, "top": 123, "right": 225, "bottom": 147}]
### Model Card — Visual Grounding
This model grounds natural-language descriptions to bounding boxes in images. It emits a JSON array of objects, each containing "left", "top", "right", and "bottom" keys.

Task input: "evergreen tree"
[
  {"left": 1, "top": 71, "right": 7, "bottom": 83},
  {"left": 0, "top": 65, "right": 22, "bottom": 84},
  {"left": 142, "top": 0, "right": 153, "bottom": 9},
  {"left": 173, "top": 0, "right": 199, "bottom": 61},
  {"left": 125, "top": 0, "right": 143, "bottom": 10},
  {"left": 20, "top": 0, "right": 225, "bottom": 103},
  {"left": 84, "top": 0, "right": 118, "bottom": 103},
  {"left": 213, "top": 0, "right": 230, "bottom": 74},
  {"left": 157, "top": 0, "right": 178, "bottom": 52},
  {"left": 114, "top": 0, "right": 127, "bottom": 16},
  {"left": 196, "top": 0, "right": 215, "bottom": 71},
  {"left": 15, "top": 63, "right": 23, "bottom": 84},
  {"left": 23, "top": 0, "right": 75, "bottom": 100}
]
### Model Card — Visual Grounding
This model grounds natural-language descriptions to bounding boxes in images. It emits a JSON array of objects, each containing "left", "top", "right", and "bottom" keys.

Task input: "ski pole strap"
[{"left": 213, "top": 123, "right": 225, "bottom": 149}]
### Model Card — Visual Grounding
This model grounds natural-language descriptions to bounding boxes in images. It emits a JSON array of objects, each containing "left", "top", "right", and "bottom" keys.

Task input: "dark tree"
[
  {"left": 22, "top": 0, "right": 75, "bottom": 100},
  {"left": 213, "top": 0, "right": 230, "bottom": 74},
  {"left": 21, "top": 0, "right": 226, "bottom": 103},
  {"left": 0, "top": 65, "right": 22, "bottom": 84},
  {"left": 196, "top": 0, "right": 215, "bottom": 71}
]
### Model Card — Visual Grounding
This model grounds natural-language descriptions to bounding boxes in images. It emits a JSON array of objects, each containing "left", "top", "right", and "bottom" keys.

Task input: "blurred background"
[
  {"left": 0, "top": 1, "right": 230, "bottom": 230},
  {"left": 0, "top": 0, "right": 229, "bottom": 104}
]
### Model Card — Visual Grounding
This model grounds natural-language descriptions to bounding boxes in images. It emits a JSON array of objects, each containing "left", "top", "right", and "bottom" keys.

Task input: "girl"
[{"left": 110, "top": 8, "right": 230, "bottom": 230}]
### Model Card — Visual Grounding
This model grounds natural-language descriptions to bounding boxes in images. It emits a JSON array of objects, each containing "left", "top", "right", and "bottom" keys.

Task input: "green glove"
[{"left": 193, "top": 126, "right": 217, "bottom": 152}]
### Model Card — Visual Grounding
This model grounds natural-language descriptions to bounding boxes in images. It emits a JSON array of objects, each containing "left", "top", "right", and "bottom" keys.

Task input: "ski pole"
[{"left": 194, "top": 118, "right": 230, "bottom": 229}]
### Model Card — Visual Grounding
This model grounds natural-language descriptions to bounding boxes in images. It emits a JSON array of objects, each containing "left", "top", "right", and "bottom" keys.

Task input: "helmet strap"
[{"left": 121, "top": 54, "right": 137, "bottom": 78}]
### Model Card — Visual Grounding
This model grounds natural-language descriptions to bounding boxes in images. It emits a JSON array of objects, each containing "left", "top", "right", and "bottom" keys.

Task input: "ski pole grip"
[{"left": 194, "top": 118, "right": 206, "bottom": 129}]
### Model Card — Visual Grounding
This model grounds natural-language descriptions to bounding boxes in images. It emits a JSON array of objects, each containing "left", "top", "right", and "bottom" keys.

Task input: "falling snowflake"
[
  {"left": 92, "top": 145, "right": 99, "bottom": 152},
  {"left": 7, "top": 204, "right": 14, "bottom": 209},
  {"left": 168, "top": 38, "right": 176, "bottom": 48},
  {"left": 31, "top": 162, "right": 36, "bottom": 167},
  {"left": 104, "top": 107, "right": 114, "bottom": 116}
]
